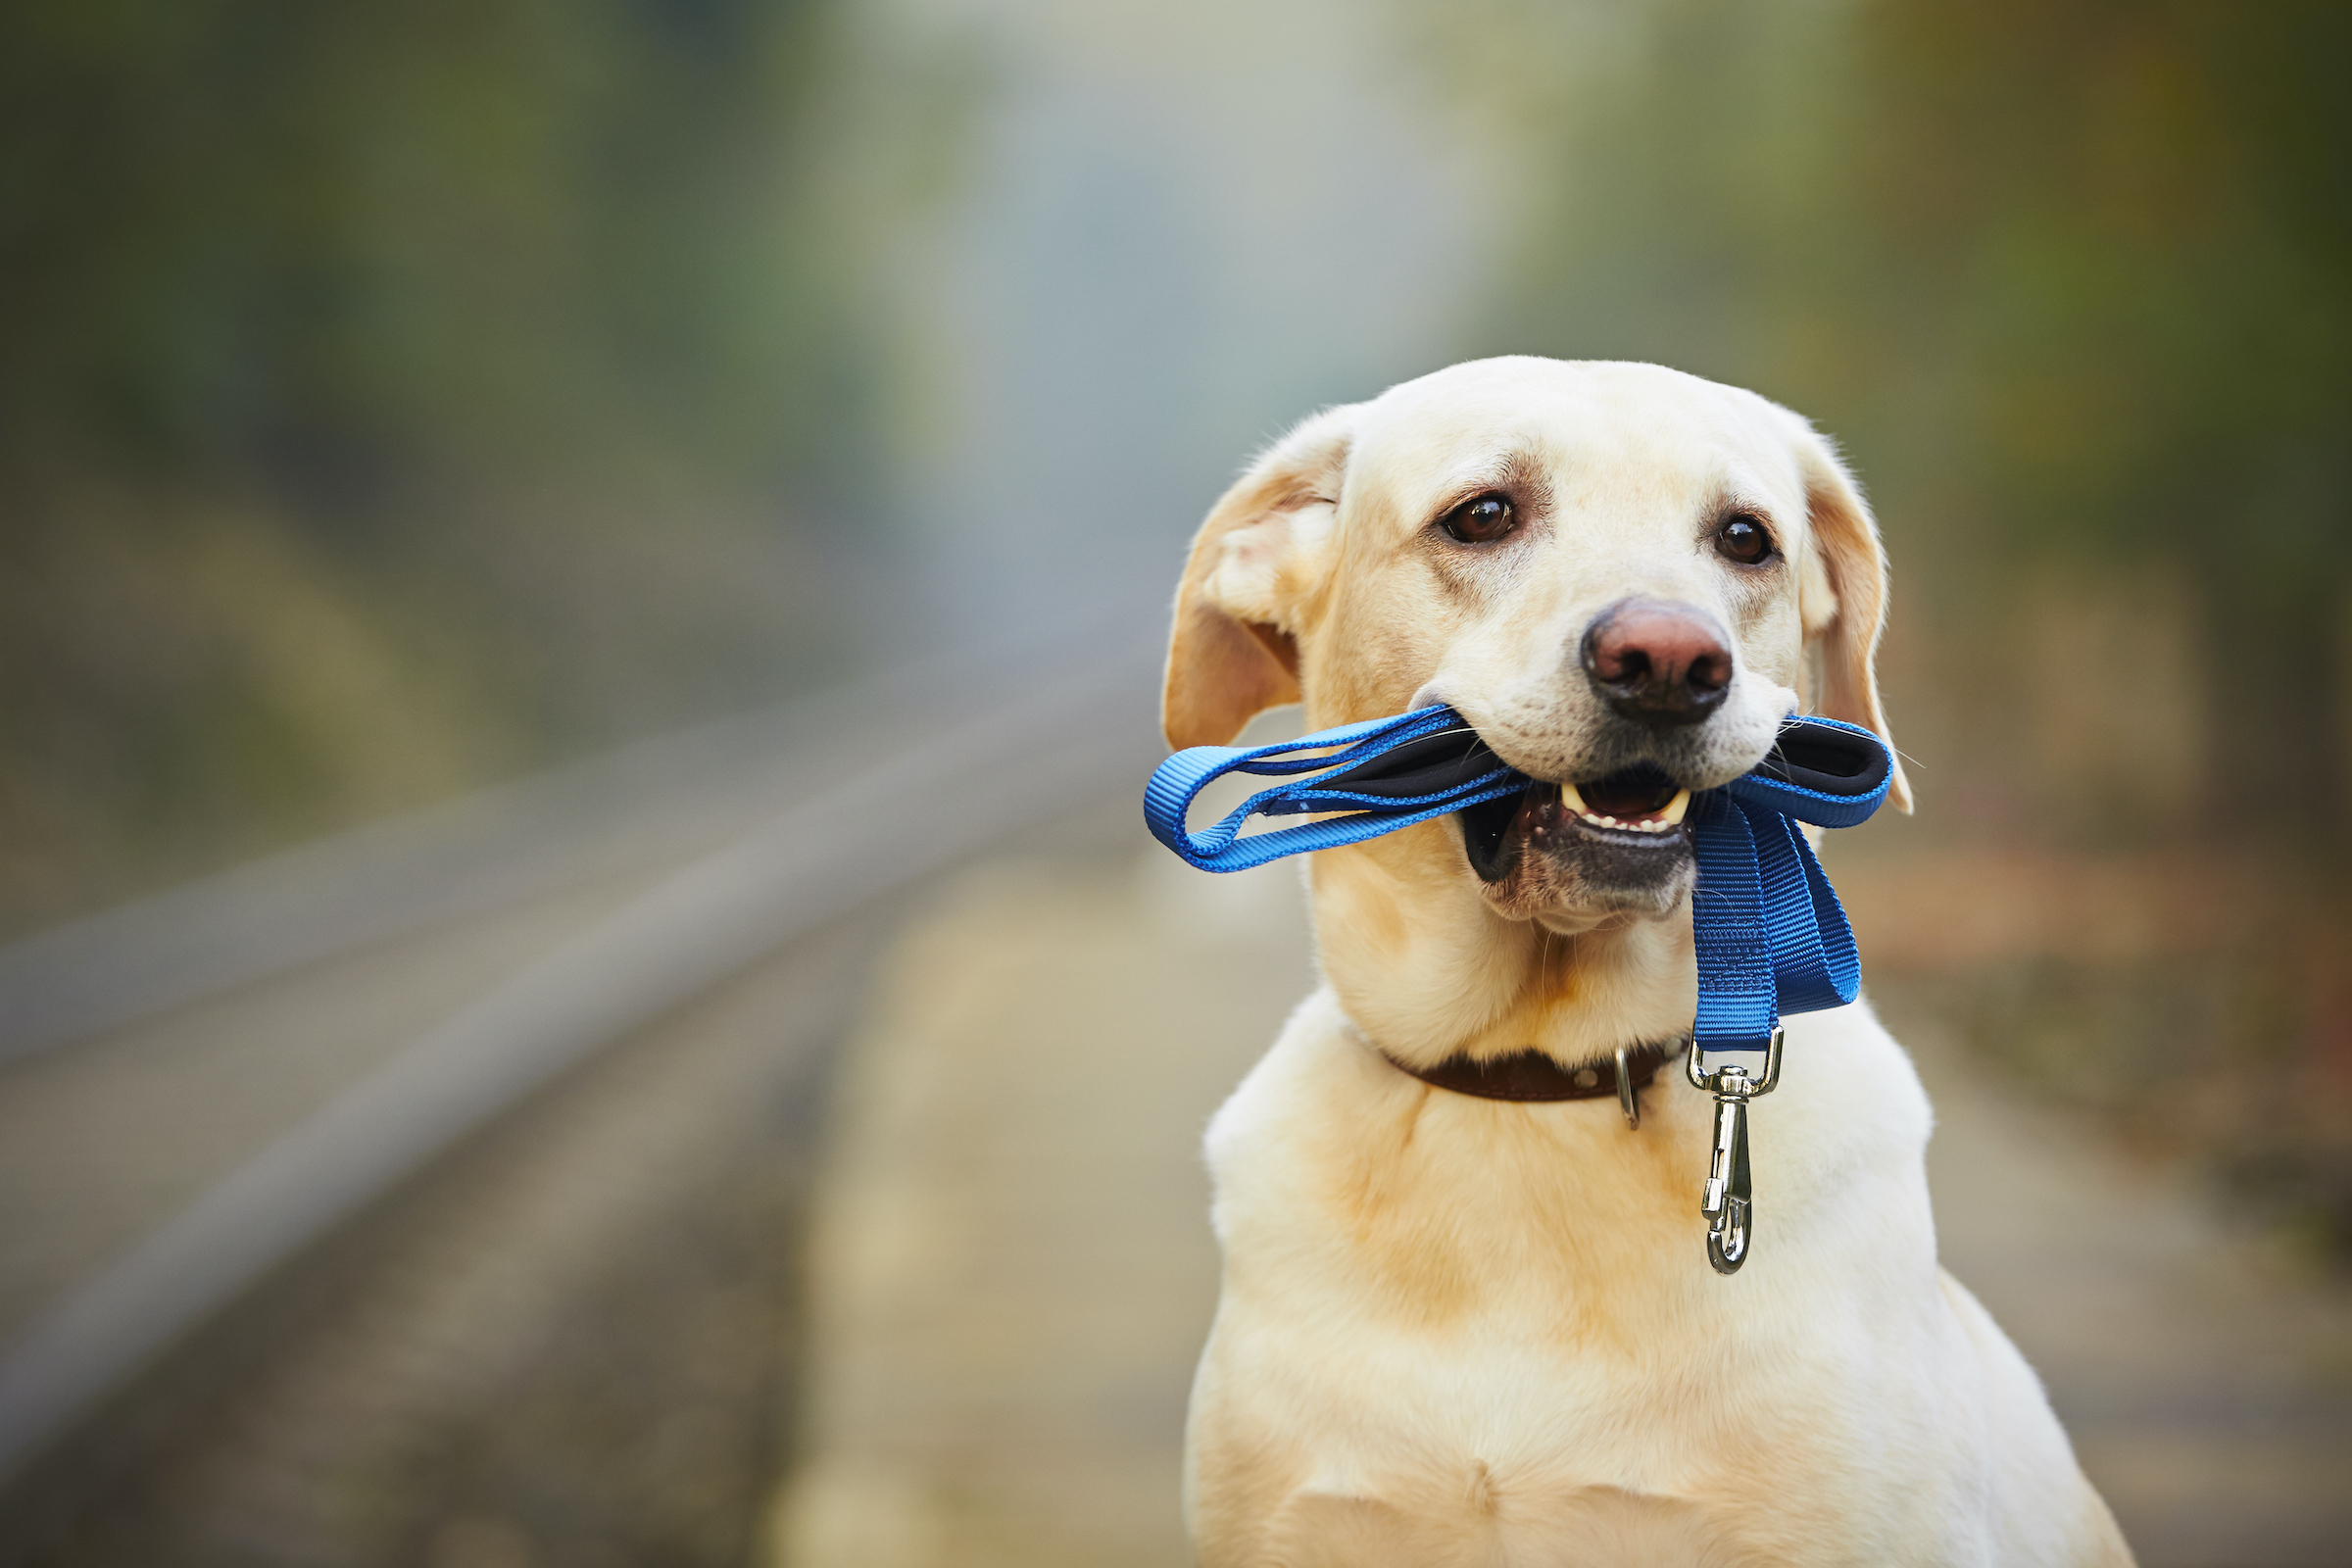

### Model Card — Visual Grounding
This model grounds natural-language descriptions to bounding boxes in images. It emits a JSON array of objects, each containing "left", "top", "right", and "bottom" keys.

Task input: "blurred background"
[{"left": 0, "top": 0, "right": 2346, "bottom": 1564}]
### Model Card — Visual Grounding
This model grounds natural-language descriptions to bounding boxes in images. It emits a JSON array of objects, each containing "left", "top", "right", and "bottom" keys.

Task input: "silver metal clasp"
[{"left": 1683, "top": 1027, "right": 1784, "bottom": 1275}]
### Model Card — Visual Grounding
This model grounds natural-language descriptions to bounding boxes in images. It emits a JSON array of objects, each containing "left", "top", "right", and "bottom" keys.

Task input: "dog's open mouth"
[
  {"left": 1559, "top": 769, "right": 1692, "bottom": 834},
  {"left": 1459, "top": 764, "right": 1694, "bottom": 886}
]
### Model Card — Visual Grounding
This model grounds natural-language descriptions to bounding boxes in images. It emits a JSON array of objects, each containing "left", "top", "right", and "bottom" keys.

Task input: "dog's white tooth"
[{"left": 1659, "top": 789, "right": 1692, "bottom": 826}]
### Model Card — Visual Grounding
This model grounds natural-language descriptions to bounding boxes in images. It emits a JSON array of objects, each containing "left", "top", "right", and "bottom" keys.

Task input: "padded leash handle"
[{"left": 1142, "top": 706, "right": 1529, "bottom": 872}]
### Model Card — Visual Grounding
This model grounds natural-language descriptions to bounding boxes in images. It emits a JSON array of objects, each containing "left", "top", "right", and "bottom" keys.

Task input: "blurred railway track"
[{"left": 0, "top": 637, "right": 1162, "bottom": 1565}]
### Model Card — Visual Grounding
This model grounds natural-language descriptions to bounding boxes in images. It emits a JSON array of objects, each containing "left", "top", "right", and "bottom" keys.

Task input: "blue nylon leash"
[
  {"left": 1143, "top": 705, "right": 1890, "bottom": 1054},
  {"left": 1141, "top": 707, "right": 1528, "bottom": 873},
  {"left": 1143, "top": 704, "right": 1892, "bottom": 1276}
]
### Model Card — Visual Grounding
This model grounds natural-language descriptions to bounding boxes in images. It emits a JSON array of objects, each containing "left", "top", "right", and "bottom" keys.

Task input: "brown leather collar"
[{"left": 1378, "top": 1036, "right": 1687, "bottom": 1114}]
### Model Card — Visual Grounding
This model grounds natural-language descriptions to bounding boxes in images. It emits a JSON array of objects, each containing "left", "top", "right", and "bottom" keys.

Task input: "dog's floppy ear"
[
  {"left": 1791, "top": 426, "right": 1913, "bottom": 812},
  {"left": 1163, "top": 406, "right": 1354, "bottom": 749}
]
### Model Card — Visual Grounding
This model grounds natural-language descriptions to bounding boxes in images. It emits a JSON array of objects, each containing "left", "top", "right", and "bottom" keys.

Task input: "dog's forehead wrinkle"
[{"left": 1356, "top": 440, "right": 1548, "bottom": 535}]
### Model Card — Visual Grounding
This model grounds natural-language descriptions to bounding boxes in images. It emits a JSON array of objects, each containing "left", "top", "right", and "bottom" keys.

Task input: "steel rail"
[
  {"left": 0, "top": 641, "right": 1163, "bottom": 1480},
  {"left": 0, "top": 645, "right": 1064, "bottom": 1067}
]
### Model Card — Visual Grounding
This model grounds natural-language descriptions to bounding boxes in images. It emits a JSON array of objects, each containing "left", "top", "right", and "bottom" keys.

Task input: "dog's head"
[{"left": 1162, "top": 358, "right": 1907, "bottom": 1060}]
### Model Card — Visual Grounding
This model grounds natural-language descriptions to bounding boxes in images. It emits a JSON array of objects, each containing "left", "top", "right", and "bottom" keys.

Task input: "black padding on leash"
[
  {"left": 1272, "top": 723, "right": 1508, "bottom": 807},
  {"left": 1748, "top": 718, "right": 1890, "bottom": 801}
]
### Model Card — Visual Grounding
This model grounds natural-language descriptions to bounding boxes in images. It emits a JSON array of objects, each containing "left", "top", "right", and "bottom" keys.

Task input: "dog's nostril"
[{"left": 1580, "top": 597, "right": 1736, "bottom": 728}]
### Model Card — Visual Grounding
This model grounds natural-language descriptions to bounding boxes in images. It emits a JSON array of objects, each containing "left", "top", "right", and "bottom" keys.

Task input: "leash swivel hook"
[{"left": 1684, "top": 1028, "right": 1783, "bottom": 1275}]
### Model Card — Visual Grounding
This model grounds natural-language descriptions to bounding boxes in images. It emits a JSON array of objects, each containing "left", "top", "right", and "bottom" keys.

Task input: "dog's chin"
[{"left": 1458, "top": 765, "right": 1697, "bottom": 923}]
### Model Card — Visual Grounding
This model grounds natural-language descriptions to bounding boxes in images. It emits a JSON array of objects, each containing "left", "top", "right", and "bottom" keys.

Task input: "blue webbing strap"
[
  {"left": 1144, "top": 707, "right": 1892, "bottom": 1051},
  {"left": 1141, "top": 706, "right": 1527, "bottom": 873}
]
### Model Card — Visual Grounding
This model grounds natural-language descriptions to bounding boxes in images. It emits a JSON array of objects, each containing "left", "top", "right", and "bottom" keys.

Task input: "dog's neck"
[{"left": 1305, "top": 831, "right": 1698, "bottom": 1070}]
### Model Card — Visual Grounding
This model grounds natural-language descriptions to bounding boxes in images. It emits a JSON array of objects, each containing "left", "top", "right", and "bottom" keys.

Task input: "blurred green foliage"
[
  {"left": 1462, "top": 0, "right": 2352, "bottom": 852},
  {"left": 0, "top": 0, "right": 875, "bottom": 930},
  {"left": 0, "top": 0, "right": 856, "bottom": 484}
]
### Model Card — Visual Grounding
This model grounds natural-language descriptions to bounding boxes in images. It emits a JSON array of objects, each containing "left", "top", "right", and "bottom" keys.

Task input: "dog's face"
[{"left": 1164, "top": 358, "right": 1907, "bottom": 1058}]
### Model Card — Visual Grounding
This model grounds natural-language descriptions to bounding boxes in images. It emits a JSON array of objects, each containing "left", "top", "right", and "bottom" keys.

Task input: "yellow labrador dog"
[{"left": 1164, "top": 359, "right": 2132, "bottom": 1566}]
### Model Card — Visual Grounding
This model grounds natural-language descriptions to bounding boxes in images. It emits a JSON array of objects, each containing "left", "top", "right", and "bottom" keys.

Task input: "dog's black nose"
[{"left": 1581, "top": 598, "right": 1734, "bottom": 728}]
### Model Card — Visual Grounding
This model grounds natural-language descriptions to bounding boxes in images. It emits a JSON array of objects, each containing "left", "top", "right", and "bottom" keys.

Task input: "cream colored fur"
[{"left": 1164, "top": 359, "right": 2132, "bottom": 1566}]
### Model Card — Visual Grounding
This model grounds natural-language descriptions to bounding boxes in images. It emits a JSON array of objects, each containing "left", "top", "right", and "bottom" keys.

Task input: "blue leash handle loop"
[
  {"left": 1144, "top": 708, "right": 1892, "bottom": 1052},
  {"left": 1142, "top": 706, "right": 1527, "bottom": 873}
]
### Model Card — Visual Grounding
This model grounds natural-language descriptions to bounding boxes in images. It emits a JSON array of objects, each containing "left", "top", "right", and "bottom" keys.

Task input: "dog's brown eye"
[
  {"left": 1716, "top": 514, "right": 1774, "bottom": 564},
  {"left": 1443, "top": 493, "right": 1516, "bottom": 544}
]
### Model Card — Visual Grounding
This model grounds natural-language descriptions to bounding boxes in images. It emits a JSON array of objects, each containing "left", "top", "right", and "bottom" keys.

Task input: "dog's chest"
[{"left": 1198, "top": 1004, "right": 1960, "bottom": 1541}]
